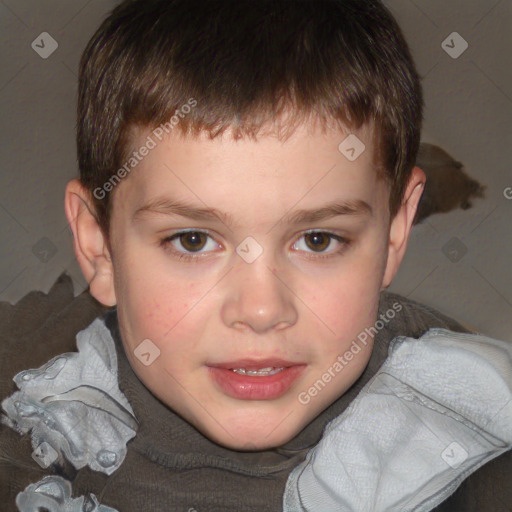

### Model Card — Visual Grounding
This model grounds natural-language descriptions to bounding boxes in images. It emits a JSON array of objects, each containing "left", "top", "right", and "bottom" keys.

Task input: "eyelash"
[{"left": 159, "top": 229, "right": 351, "bottom": 263}]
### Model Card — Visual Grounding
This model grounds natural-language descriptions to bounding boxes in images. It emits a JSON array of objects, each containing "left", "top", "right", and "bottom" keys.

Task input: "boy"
[{"left": 1, "top": 0, "right": 511, "bottom": 510}]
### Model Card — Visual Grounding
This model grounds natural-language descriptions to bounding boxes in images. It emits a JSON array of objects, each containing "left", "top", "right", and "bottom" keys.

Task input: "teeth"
[{"left": 231, "top": 367, "right": 285, "bottom": 376}]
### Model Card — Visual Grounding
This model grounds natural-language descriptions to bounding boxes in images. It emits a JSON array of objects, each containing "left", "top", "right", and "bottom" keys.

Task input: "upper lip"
[{"left": 208, "top": 359, "right": 304, "bottom": 370}]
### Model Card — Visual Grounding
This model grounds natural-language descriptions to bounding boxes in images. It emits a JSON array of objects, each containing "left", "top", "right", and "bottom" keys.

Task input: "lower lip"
[{"left": 208, "top": 365, "right": 306, "bottom": 400}]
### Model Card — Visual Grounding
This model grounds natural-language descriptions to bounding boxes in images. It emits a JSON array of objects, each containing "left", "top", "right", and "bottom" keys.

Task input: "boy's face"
[{"left": 69, "top": 120, "right": 420, "bottom": 450}]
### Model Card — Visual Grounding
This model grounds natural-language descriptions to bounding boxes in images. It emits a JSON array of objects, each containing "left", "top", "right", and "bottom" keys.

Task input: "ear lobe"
[
  {"left": 381, "top": 166, "right": 426, "bottom": 289},
  {"left": 64, "top": 179, "right": 117, "bottom": 306}
]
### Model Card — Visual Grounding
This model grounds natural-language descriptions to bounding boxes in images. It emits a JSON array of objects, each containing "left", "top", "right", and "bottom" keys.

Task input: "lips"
[{"left": 207, "top": 359, "right": 306, "bottom": 400}]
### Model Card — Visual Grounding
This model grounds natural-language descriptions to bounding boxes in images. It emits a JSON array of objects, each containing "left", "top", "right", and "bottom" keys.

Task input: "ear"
[
  {"left": 381, "top": 166, "right": 426, "bottom": 289},
  {"left": 64, "top": 179, "right": 117, "bottom": 306}
]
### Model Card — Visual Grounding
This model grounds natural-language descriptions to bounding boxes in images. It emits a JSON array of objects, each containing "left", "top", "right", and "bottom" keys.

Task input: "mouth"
[{"left": 207, "top": 359, "right": 306, "bottom": 400}]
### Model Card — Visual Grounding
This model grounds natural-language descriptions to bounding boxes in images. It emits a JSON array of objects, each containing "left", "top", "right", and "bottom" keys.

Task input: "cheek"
[
  {"left": 308, "top": 252, "right": 385, "bottom": 356},
  {"left": 319, "top": 285, "right": 379, "bottom": 353},
  {"left": 126, "top": 281, "right": 194, "bottom": 338},
  {"left": 115, "top": 256, "right": 208, "bottom": 356}
]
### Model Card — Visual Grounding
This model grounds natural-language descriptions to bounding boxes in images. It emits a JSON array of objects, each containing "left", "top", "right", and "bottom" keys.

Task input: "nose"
[{"left": 220, "top": 254, "right": 298, "bottom": 334}]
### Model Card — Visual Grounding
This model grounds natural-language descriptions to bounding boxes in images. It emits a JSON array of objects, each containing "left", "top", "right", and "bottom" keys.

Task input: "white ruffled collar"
[{"left": 2, "top": 318, "right": 137, "bottom": 476}]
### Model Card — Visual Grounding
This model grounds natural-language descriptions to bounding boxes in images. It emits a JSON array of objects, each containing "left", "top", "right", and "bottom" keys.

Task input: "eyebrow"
[{"left": 132, "top": 197, "right": 372, "bottom": 226}]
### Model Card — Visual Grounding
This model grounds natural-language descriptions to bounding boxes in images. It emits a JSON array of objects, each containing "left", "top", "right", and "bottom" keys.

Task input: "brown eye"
[
  {"left": 179, "top": 231, "right": 208, "bottom": 252},
  {"left": 304, "top": 232, "right": 331, "bottom": 252},
  {"left": 160, "top": 230, "right": 220, "bottom": 262}
]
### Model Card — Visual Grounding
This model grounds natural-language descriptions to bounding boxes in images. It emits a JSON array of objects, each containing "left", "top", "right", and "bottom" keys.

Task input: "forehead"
[{"left": 113, "top": 120, "right": 385, "bottom": 224}]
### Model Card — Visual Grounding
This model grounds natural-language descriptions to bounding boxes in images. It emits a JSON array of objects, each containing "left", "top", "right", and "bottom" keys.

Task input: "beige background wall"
[{"left": 0, "top": 0, "right": 511, "bottom": 340}]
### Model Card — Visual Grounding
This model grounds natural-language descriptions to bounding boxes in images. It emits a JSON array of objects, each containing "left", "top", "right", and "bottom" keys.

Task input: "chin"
[
  {"left": 195, "top": 415, "right": 303, "bottom": 451},
  {"left": 211, "top": 432, "right": 294, "bottom": 452}
]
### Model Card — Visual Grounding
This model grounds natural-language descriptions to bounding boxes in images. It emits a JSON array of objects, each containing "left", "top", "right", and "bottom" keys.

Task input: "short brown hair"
[{"left": 77, "top": 0, "right": 423, "bottom": 238}]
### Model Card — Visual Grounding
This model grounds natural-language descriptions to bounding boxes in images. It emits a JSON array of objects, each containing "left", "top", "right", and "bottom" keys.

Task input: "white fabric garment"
[
  {"left": 15, "top": 475, "right": 118, "bottom": 512},
  {"left": 284, "top": 328, "right": 512, "bottom": 512},
  {"left": 1, "top": 318, "right": 137, "bottom": 475}
]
